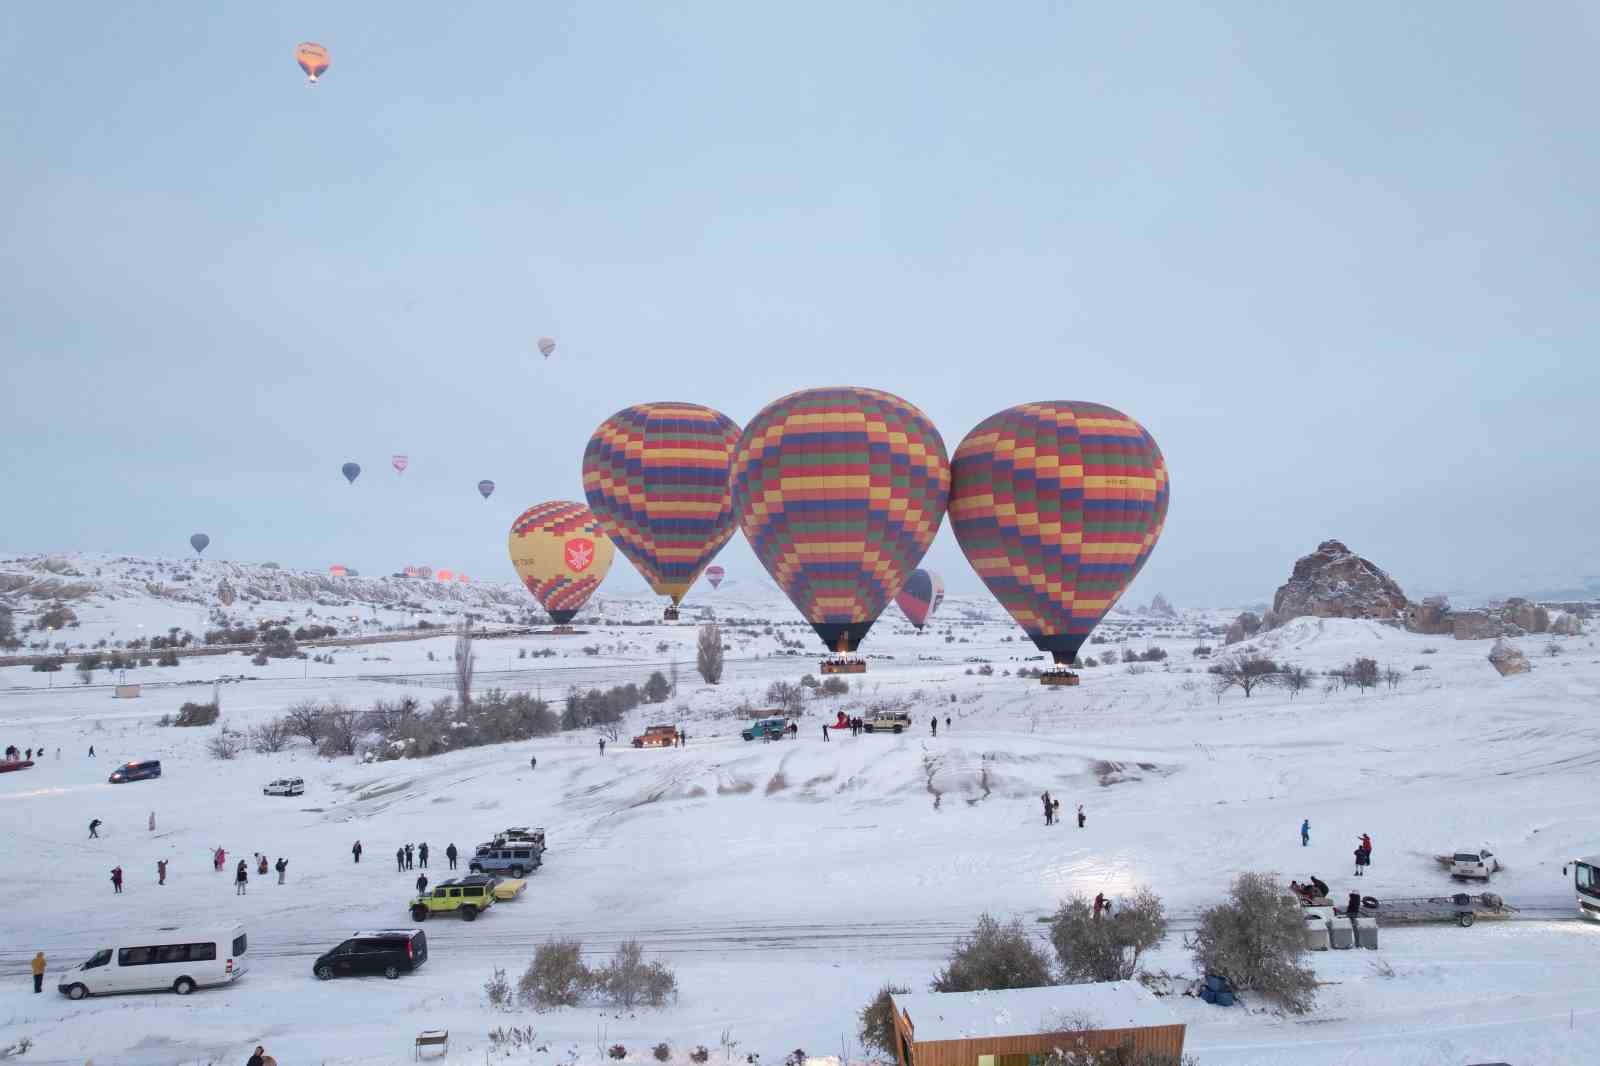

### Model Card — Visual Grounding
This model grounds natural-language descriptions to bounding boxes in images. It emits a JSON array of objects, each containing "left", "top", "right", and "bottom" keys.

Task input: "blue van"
[{"left": 109, "top": 760, "right": 161, "bottom": 783}]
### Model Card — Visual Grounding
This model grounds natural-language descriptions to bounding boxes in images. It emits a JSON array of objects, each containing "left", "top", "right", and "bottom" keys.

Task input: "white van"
[
  {"left": 263, "top": 777, "right": 305, "bottom": 797},
  {"left": 57, "top": 925, "right": 248, "bottom": 999}
]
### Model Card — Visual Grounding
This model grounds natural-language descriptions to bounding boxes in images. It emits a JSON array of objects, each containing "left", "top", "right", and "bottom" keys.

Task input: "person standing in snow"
[
  {"left": 404, "top": 843, "right": 414, "bottom": 870},
  {"left": 157, "top": 859, "right": 168, "bottom": 885},
  {"left": 418, "top": 842, "right": 429, "bottom": 868},
  {"left": 110, "top": 866, "right": 123, "bottom": 894},
  {"left": 945, "top": 715, "right": 951, "bottom": 732},
  {"left": 88, "top": 818, "right": 101, "bottom": 839},
  {"left": 416, "top": 873, "right": 428, "bottom": 895},
  {"left": 1041, "top": 791, "right": 1054, "bottom": 826},
  {"left": 351, "top": 840, "right": 362, "bottom": 864},
  {"left": 1301, "top": 819, "right": 1310, "bottom": 846},
  {"left": 1093, "top": 893, "right": 1107, "bottom": 920},
  {"left": 257, "top": 854, "right": 268, "bottom": 876},
  {"left": 681, "top": 730, "right": 688, "bottom": 747},
  {"left": 1346, "top": 891, "right": 1362, "bottom": 916},
  {"left": 1354, "top": 845, "right": 1370, "bottom": 876},
  {"left": 931, "top": 716, "right": 938, "bottom": 737},
  {"left": 234, "top": 860, "right": 248, "bottom": 895},
  {"left": 30, "top": 951, "right": 45, "bottom": 994},
  {"left": 445, "top": 843, "right": 458, "bottom": 870},
  {"left": 247, "top": 1045, "right": 267, "bottom": 1066},
  {"left": 395, "top": 846, "right": 405, "bottom": 872},
  {"left": 530, "top": 754, "right": 538, "bottom": 770},
  {"left": 148, "top": 811, "right": 155, "bottom": 832},
  {"left": 275, "top": 857, "right": 287, "bottom": 884},
  {"left": 598, "top": 738, "right": 606, "bottom": 756},
  {"left": 822, "top": 723, "right": 830, "bottom": 742},
  {"left": 1077, "top": 803, "right": 1086, "bottom": 829},
  {"left": 88, "top": 745, "right": 95, "bottom": 757}
]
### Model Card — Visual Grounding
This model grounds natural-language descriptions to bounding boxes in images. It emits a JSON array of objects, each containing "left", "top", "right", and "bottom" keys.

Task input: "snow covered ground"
[{"left": 1, "top": 556, "right": 1597, "bottom": 1064}]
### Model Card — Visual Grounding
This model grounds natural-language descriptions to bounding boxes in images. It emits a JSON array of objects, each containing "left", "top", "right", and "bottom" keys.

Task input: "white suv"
[
  {"left": 1451, "top": 847, "right": 1496, "bottom": 881},
  {"left": 263, "top": 777, "right": 305, "bottom": 797}
]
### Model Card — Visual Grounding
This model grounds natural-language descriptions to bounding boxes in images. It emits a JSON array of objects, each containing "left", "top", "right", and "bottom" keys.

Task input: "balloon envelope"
[
  {"left": 705, "top": 565, "right": 725, "bottom": 590},
  {"left": 949, "top": 401, "right": 1169, "bottom": 665},
  {"left": 341, "top": 462, "right": 361, "bottom": 484},
  {"left": 508, "top": 502, "right": 615, "bottom": 624},
  {"left": 189, "top": 533, "right": 210, "bottom": 555},
  {"left": 582, "top": 402, "right": 741, "bottom": 606},
  {"left": 329, "top": 564, "right": 348, "bottom": 577},
  {"left": 730, "top": 387, "right": 950, "bottom": 654},
  {"left": 538, "top": 337, "right": 556, "bottom": 358},
  {"left": 478, "top": 479, "right": 496, "bottom": 499},
  {"left": 895, "top": 569, "right": 944, "bottom": 630},
  {"left": 295, "top": 42, "right": 330, "bottom": 82},
  {"left": 392, "top": 454, "right": 409, "bottom": 474}
]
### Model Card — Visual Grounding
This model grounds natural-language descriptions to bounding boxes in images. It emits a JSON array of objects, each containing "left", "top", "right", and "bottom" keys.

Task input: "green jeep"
[{"left": 409, "top": 878, "right": 497, "bottom": 922}]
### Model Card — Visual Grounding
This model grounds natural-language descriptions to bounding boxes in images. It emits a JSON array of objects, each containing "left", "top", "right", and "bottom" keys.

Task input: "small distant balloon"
[
  {"left": 404, "top": 566, "right": 418, "bottom": 578},
  {"left": 341, "top": 462, "right": 361, "bottom": 484},
  {"left": 392, "top": 454, "right": 409, "bottom": 475},
  {"left": 417, "top": 566, "right": 433, "bottom": 579},
  {"left": 437, "top": 569, "right": 454, "bottom": 582},
  {"left": 189, "top": 533, "right": 210, "bottom": 556},
  {"left": 705, "top": 565, "right": 725, "bottom": 590},
  {"left": 478, "top": 479, "right": 496, "bottom": 499},
  {"left": 538, "top": 337, "right": 556, "bottom": 359},
  {"left": 295, "top": 42, "right": 330, "bottom": 84},
  {"left": 456, "top": 573, "right": 470, "bottom": 584},
  {"left": 329, "top": 564, "right": 348, "bottom": 578}
]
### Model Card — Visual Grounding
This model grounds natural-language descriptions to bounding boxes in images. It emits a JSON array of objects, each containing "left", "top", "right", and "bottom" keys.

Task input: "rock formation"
[
  {"left": 1268, "top": 540, "right": 1409, "bottom": 627},
  {"left": 1487, "top": 639, "right": 1532, "bottom": 677},
  {"left": 1551, "top": 612, "right": 1584, "bottom": 636},
  {"left": 1147, "top": 593, "right": 1177, "bottom": 618},
  {"left": 1224, "top": 611, "right": 1262, "bottom": 645}
]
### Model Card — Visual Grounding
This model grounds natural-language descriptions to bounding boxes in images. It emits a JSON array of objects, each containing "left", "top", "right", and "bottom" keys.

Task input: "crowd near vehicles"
[
  {"left": 109, "top": 759, "right": 161, "bottom": 783},
  {"left": 262, "top": 776, "right": 304, "bottom": 797},
  {"left": 58, "top": 925, "right": 248, "bottom": 999},
  {"left": 632, "top": 724, "right": 679, "bottom": 748},
  {"left": 313, "top": 930, "right": 427, "bottom": 980},
  {"left": 1451, "top": 847, "right": 1498, "bottom": 882},
  {"left": 742, "top": 716, "right": 795, "bottom": 741},
  {"left": 1564, "top": 855, "right": 1600, "bottom": 919},
  {"left": 410, "top": 878, "right": 497, "bottom": 921}
]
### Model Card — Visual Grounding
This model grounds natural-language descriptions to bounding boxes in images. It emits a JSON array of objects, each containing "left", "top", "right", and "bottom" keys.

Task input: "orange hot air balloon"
[
  {"left": 295, "top": 42, "right": 330, "bottom": 84},
  {"left": 329, "top": 564, "right": 348, "bottom": 578},
  {"left": 508, "top": 502, "right": 615, "bottom": 625},
  {"left": 437, "top": 569, "right": 454, "bottom": 582}
]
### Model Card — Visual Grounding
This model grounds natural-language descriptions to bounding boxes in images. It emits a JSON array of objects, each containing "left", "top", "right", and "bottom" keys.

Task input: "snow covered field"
[{"left": 1, "top": 560, "right": 1597, "bottom": 1065}]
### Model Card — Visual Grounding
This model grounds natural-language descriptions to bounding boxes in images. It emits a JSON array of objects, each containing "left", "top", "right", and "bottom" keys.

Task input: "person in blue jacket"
[{"left": 1301, "top": 819, "right": 1310, "bottom": 846}]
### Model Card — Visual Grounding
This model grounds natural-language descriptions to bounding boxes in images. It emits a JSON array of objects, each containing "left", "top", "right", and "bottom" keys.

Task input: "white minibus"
[{"left": 57, "top": 925, "right": 248, "bottom": 999}]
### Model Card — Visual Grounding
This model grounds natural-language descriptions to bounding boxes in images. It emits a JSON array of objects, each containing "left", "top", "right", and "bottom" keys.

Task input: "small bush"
[
  {"left": 519, "top": 939, "right": 591, "bottom": 1009},
  {"left": 597, "top": 939, "right": 677, "bottom": 1007},
  {"left": 248, "top": 719, "right": 291, "bottom": 753},
  {"left": 1189, "top": 871, "right": 1316, "bottom": 1013},
  {"left": 820, "top": 676, "right": 850, "bottom": 696},
  {"left": 485, "top": 966, "right": 511, "bottom": 1009},
  {"left": 32, "top": 657, "right": 64, "bottom": 673},
  {"left": 977, "top": 664, "right": 995, "bottom": 676},
  {"left": 1192, "top": 645, "right": 1212, "bottom": 658},
  {"left": 690, "top": 1048, "right": 710, "bottom": 1064},
  {"left": 206, "top": 728, "right": 243, "bottom": 760},
  {"left": 1048, "top": 887, "right": 1167, "bottom": 983},
  {"left": 653, "top": 1044, "right": 672, "bottom": 1062},
  {"left": 156, "top": 649, "right": 180, "bottom": 667},
  {"left": 609, "top": 1046, "right": 627, "bottom": 1061},
  {"left": 173, "top": 701, "right": 220, "bottom": 727},
  {"left": 858, "top": 982, "right": 910, "bottom": 1055},
  {"left": 931, "top": 913, "right": 1053, "bottom": 992}
]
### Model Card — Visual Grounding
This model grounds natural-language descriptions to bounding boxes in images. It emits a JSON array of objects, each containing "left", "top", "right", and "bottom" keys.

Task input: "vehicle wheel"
[
  {"left": 315, "top": 965, "right": 335, "bottom": 980},
  {"left": 66, "top": 983, "right": 88, "bottom": 1000},
  {"left": 173, "top": 977, "right": 195, "bottom": 995},
  {"left": 384, "top": 965, "right": 400, "bottom": 980},
  {"left": 469, "top": 864, "right": 482, "bottom": 874},
  {"left": 411, "top": 906, "right": 429, "bottom": 922},
  {"left": 892, "top": 725, "right": 903, "bottom": 734},
  {"left": 461, "top": 905, "right": 478, "bottom": 921},
  {"left": 1458, "top": 911, "right": 1475, "bottom": 927}
]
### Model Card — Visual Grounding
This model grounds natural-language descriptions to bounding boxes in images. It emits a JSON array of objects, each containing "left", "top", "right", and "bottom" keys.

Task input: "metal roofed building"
[{"left": 890, "top": 983, "right": 1186, "bottom": 1066}]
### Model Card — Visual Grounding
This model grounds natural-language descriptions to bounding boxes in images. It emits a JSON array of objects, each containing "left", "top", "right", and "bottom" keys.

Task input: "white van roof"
[{"left": 126, "top": 924, "right": 246, "bottom": 941}]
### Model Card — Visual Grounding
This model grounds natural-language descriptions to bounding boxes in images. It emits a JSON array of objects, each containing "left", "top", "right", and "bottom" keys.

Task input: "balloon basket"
[
  {"left": 547, "top": 625, "right": 577, "bottom": 636},
  {"left": 821, "top": 656, "right": 866, "bottom": 675},
  {"left": 1040, "top": 670, "right": 1081, "bottom": 687},
  {"left": 662, "top": 605, "right": 680, "bottom": 622}
]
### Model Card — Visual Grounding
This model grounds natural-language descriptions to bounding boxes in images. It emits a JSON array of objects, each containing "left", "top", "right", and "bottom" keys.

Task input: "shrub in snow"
[
  {"left": 1188, "top": 871, "right": 1316, "bottom": 1013},
  {"left": 609, "top": 1046, "right": 628, "bottom": 1060},
  {"left": 484, "top": 966, "right": 511, "bottom": 1009},
  {"left": 689, "top": 1048, "right": 711, "bottom": 1064},
  {"left": 206, "top": 728, "right": 243, "bottom": 760},
  {"left": 858, "top": 982, "right": 910, "bottom": 1055},
  {"left": 653, "top": 1044, "right": 672, "bottom": 1062},
  {"left": 597, "top": 939, "right": 677, "bottom": 1008},
  {"left": 173, "top": 701, "right": 220, "bottom": 727},
  {"left": 1048, "top": 887, "right": 1167, "bottom": 983},
  {"left": 931, "top": 914, "right": 1053, "bottom": 992},
  {"left": 519, "top": 939, "right": 591, "bottom": 1009}
]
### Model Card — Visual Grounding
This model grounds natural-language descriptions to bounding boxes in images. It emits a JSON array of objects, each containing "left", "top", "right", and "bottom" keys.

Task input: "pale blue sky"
[{"left": 4, "top": 2, "right": 1597, "bottom": 605}]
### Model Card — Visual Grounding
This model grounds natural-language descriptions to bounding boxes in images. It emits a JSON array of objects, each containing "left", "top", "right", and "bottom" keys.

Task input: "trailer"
[{"left": 1370, "top": 892, "right": 1514, "bottom": 928}]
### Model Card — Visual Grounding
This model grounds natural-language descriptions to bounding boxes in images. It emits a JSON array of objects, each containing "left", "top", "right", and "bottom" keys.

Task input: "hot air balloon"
[
  {"left": 189, "top": 533, "right": 210, "bottom": 556},
  {"left": 894, "top": 569, "right": 945, "bottom": 631},
  {"left": 538, "top": 337, "right": 556, "bottom": 359},
  {"left": 949, "top": 401, "right": 1169, "bottom": 685},
  {"left": 731, "top": 387, "right": 949, "bottom": 669},
  {"left": 329, "top": 564, "right": 348, "bottom": 578},
  {"left": 705, "top": 565, "right": 725, "bottom": 590},
  {"left": 508, "top": 502, "right": 615, "bottom": 627},
  {"left": 478, "top": 479, "right": 496, "bottom": 500},
  {"left": 582, "top": 402, "right": 741, "bottom": 621},
  {"left": 341, "top": 462, "right": 361, "bottom": 484},
  {"left": 392, "top": 455, "right": 409, "bottom": 475},
  {"left": 437, "top": 569, "right": 454, "bottom": 582},
  {"left": 295, "top": 42, "right": 330, "bottom": 84}
]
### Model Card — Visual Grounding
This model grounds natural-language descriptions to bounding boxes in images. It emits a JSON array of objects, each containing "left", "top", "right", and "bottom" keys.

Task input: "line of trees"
[{"left": 1208, "top": 655, "right": 1403, "bottom": 701}]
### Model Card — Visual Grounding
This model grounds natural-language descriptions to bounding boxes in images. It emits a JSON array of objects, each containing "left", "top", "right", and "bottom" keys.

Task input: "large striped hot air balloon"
[
  {"left": 582, "top": 402, "right": 741, "bottom": 620},
  {"left": 949, "top": 401, "right": 1169, "bottom": 681},
  {"left": 507, "top": 502, "right": 615, "bottom": 625},
  {"left": 731, "top": 387, "right": 949, "bottom": 662},
  {"left": 894, "top": 569, "right": 944, "bottom": 631}
]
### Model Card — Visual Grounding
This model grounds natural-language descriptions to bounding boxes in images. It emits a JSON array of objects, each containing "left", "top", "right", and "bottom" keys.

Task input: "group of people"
[
  {"left": 4, "top": 744, "right": 54, "bottom": 761},
  {"left": 395, "top": 841, "right": 431, "bottom": 871},
  {"left": 1039, "top": 791, "right": 1086, "bottom": 828},
  {"left": 1302, "top": 819, "right": 1375, "bottom": 875}
]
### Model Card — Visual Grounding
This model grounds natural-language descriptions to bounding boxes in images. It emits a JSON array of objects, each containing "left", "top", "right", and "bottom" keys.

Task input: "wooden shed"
[{"left": 891, "top": 983, "right": 1186, "bottom": 1066}]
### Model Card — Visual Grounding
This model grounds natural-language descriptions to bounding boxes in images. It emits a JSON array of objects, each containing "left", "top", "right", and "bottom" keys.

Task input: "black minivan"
[
  {"left": 109, "top": 760, "right": 161, "bottom": 783},
  {"left": 313, "top": 929, "right": 427, "bottom": 981}
]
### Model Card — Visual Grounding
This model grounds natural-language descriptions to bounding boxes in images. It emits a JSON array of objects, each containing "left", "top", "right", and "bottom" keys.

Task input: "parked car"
[
  {"left": 109, "top": 760, "right": 161, "bottom": 783},
  {"left": 58, "top": 925, "right": 247, "bottom": 999},
  {"left": 313, "top": 929, "right": 427, "bottom": 980},
  {"left": 496, "top": 826, "right": 546, "bottom": 850},
  {"left": 262, "top": 777, "right": 304, "bottom": 797},
  {"left": 631, "top": 724, "right": 679, "bottom": 748},
  {"left": 863, "top": 712, "right": 912, "bottom": 734},
  {"left": 741, "top": 717, "right": 794, "bottom": 741},
  {"left": 1451, "top": 848, "right": 1498, "bottom": 882},
  {"left": 470, "top": 843, "right": 542, "bottom": 878},
  {"left": 410, "top": 879, "right": 497, "bottom": 921}
]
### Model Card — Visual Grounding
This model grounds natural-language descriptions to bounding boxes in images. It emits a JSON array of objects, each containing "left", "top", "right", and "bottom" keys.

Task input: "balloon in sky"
[
  {"left": 295, "top": 42, "right": 330, "bottom": 84},
  {"left": 538, "top": 337, "right": 556, "bottom": 359},
  {"left": 731, "top": 387, "right": 949, "bottom": 655},
  {"left": 894, "top": 569, "right": 945, "bottom": 631},
  {"left": 437, "top": 569, "right": 454, "bottom": 582},
  {"left": 582, "top": 402, "right": 741, "bottom": 613},
  {"left": 950, "top": 401, "right": 1169, "bottom": 670},
  {"left": 392, "top": 454, "right": 409, "bottom": 475},
  {"left": 705, "top": 565, "right": 725, "bottom": 590},
  {"left": 341, "top": 462, "right": 361, "bottom": 484},
  {"left": 189, "top": 533, "right": 210, "bottom": 556},
  {"left": 477, "top": 479, "right": 496, "bottom": 499},
  {"left": 329, "top": 564, "right": 348, "bottom": 578},
  {"left": 507, "top": 502, "right": 615, "bottom": 625}
]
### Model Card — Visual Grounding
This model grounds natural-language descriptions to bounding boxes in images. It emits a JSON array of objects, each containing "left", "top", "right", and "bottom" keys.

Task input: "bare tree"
[
  {"left": 1346, "top": 656, "right": 1379, "bottom": 693},
  {"left": 1279, "top": 664, "right": 1311, "bottom": 700},
  {"left": 1208, "top": 656, "right": 1279, "bottom": 700},
  {"left": 765, "top": 680, "right": 805, "bottom": 715},
  {"left": 283, "top": 700, "right": 324, "bottom": 745},
  {"left": 696, "top": 623, "right": 725, "bottom": 684},
  {"left": 1382, "top": 664, "right": 1403, "bottom": 691},
  {"left": 206, "top": 727, "right": 244, "bottom": 760},
  {"left": 248, "top": 718, "right": 291, "bottom": 753},
  {"left": 455, "top": 623, "right": 475, "bottom": 709},
  {"left": 317, "top": 703, "right": 359, "bottom": 757}
]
